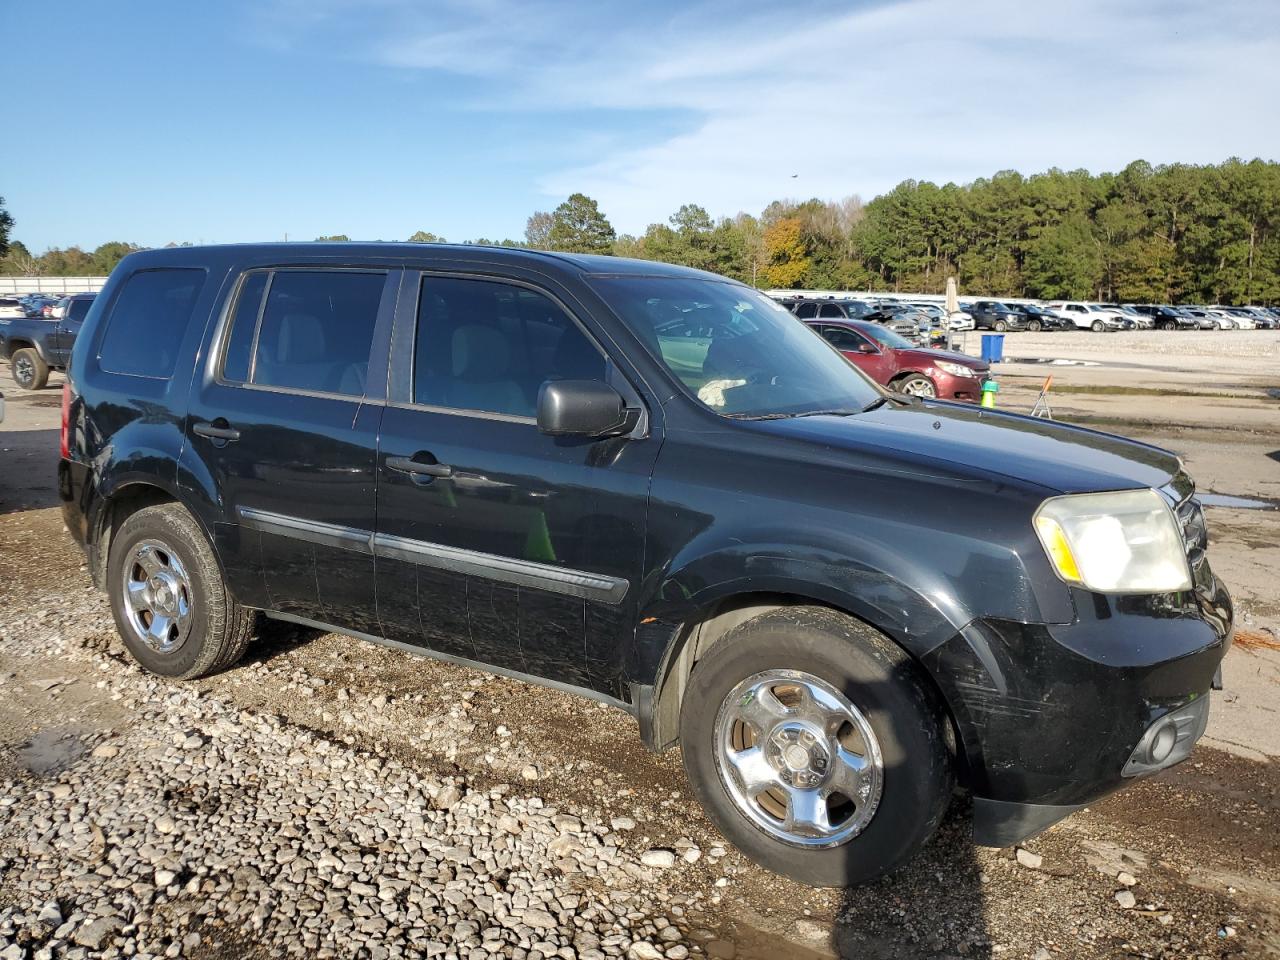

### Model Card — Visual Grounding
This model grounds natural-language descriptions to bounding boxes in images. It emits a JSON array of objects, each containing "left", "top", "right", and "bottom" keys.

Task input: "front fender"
[{"left": 637, "top": 544, "right": 964, "bottom": 670}]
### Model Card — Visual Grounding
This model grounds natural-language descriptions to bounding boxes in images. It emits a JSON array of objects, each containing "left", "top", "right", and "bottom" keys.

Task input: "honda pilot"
[{"left": 59, "top": 244, "right": 1231, "bottom": 887}]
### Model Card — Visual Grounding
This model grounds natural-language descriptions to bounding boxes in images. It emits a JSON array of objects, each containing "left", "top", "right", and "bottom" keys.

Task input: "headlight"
[
  {"left": 935, "top": 360, "right": 976, "bottom": 377},
  {"left": 1033, "top": 489, "right": 1191, "bottom": 593}
]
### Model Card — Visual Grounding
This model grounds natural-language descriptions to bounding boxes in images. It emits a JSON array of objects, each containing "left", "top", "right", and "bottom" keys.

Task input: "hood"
[
  {"left": 900, "top": 347, "right": 988, "bottom": 371},
  {"left": 755, "top": 401, "right": 1182, "bottom": 495}
]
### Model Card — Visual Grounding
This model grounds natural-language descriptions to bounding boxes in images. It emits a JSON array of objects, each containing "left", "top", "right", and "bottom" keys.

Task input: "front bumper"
[{"left": 923, "top": 562, "right": 1231, "bottom": 845}]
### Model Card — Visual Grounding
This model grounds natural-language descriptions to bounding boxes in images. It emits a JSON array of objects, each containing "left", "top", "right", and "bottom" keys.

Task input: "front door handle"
[
  {"left": 386, "top": 455, "right": 453, "bottom": 479},
  {"left": 193, "top": 419, "right": 241, "bottom": 442}
]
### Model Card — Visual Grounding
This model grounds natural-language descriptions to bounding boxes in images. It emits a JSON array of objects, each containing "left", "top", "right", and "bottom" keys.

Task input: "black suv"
[
  {"left": 60, "top": 244, "right": 1231, "bottom": 887},
  {"left": 1130, "top": 304, "right": 1197, "bottom": 331},
  {"left": 780, "top": 298, "right": 921, "bottom": 345},
  {"left": 966, "top": 300, "right": 1028, "bottom": 332}
]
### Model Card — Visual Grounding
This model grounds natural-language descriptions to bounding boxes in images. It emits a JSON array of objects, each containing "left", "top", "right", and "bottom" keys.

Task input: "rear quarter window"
[{"left": 98, "top": 268, "right": 206, "bottom": 379}]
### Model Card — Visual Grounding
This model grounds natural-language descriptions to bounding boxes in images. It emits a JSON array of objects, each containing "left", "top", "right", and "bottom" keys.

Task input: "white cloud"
[{"left": 263, "top": 0, "right": 1280, "bottom": 232}]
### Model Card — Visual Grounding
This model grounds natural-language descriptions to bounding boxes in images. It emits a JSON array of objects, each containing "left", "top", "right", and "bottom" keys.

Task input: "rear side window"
[
  {"left": 818, "top": 302, "right": 845, "bottom": 319},
  {"left": 793, "top": 302, "right": 817, "bottom": 319},
  {"left": 67, "top": 298, "right": 94, "bottom": 322},
  {"left": 220, "top": 270, "right": 384, "bottom": 397},
  {"left": 98, "top": 269, "right": 205, "bottom": 379}
]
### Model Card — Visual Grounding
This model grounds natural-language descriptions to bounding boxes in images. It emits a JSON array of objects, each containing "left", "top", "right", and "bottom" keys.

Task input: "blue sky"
[{"left": 5, "top": 0, "right": 1279, "bottom": 252}]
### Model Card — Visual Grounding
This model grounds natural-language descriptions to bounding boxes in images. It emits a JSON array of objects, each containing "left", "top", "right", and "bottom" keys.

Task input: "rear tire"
[
  {"left": 107, "top": 503, "right": 253, "bottom": 679},
  {"left": 10, "top": 348, "right": 48, "bottom": 390},
  {"left": 679, "top": 607, "right": 953, "bottom": 887}
]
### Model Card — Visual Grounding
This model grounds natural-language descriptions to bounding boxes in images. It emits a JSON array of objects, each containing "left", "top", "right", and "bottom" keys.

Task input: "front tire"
[
  {"left": 10, "top": 348, "right": 48, "bottom": 390},
  {"left": 1091, "top": 319, "right": 1105, "bottom": 332},
  {"left": 107, "top": 503, "right": 253, "bottom": 679},
  {"left": 1026, "top": 319, "right": 1041, "bottom": 333},
  {"left": 993, "top": 320, "right": 1007, "bottom": 332},
  {"left": 679, "top": 607, "right": 953, "bottom": 887},
  {"left": 895, "top": 373, "right": 937, "bottom": 398}
]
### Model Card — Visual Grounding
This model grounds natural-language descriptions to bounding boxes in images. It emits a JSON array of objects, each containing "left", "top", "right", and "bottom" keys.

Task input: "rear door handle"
[
  {"left": 193, "top": 419, "right": 241, "bottom": 442},
  {"left": 386, "top": 455, "right": 453, "bottom": 478}
]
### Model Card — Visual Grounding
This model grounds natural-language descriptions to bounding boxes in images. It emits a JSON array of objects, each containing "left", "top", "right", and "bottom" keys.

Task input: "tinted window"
[
  {"left": 821, "top": 326, "right": 871, "bottom": 351},
  {"left": 793, "top": 302, "right": 817, "bottom": 319},
  {"left": 249, "top": 271, "right": 383, "bottom": 396},
  {"left": 98, "top": 269, "right": 205, "bottom": 378},
  {"left": 67, "top": 298, "right": 94, "bottom": 322},
  {"left": 221, "top": 272, "right": 268, "bottom": 383},
  {"left": 414, "top": 277, "right": 606, "bottom": 418}
]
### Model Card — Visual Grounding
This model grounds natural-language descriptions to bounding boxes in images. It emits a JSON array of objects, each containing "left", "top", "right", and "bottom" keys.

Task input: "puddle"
[
  {"left": 18, "top": 728, "right": 86, "bottom": 775},
  {"left": 1004, "top": 357, "right": 1102, "bottom": 366},
  {"left": 1200, "top": 493, "right": 1280, "bottom": 510}
]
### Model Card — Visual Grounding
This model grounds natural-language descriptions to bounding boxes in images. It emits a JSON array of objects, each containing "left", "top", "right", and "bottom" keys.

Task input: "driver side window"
[
  {"left": 820, "top": 326, "right": 874, "bottom": 352},
  {"left": 413, "top": 277, "right": 606, "bottom": 418}
]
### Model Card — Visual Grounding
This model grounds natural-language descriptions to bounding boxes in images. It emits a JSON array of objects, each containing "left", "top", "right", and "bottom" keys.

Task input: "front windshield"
[
  {"left": 591, "top": 277, "right": 883, "bottom": 418},
  {"left": 859, "top": 323, "right": 914, "bottom": 350}
]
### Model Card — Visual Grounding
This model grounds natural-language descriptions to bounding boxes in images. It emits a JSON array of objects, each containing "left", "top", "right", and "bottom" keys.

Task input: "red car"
[{"left": 806, "top": 319, "right": 992, "bottom": 401}]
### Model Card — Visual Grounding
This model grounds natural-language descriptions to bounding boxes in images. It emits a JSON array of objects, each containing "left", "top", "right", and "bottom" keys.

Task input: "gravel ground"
[
  {"left": 0, "top": 588, "right": 721, "bottom": 960},
  {"left": 1, "top": 349, "right": 1278, "bottom": 960}
]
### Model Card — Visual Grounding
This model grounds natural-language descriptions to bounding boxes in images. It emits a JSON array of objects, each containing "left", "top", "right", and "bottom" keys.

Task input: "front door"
[
  {"left": 821, "top": 325, "right": 895, "bottom": 385},
  {"left": 374, "top": 271, "right": 657, "bottom": 697},
  {"left": 54, "top": 297, "right": 93, "bottom": 366},
  {"left": 182, "top": 266, "right": 397, "bottom": 634}
]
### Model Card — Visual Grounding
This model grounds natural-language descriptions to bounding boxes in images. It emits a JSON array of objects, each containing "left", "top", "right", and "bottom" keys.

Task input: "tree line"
[{"left": 4, "top": 158, "right": 1279, "bottom": 303}]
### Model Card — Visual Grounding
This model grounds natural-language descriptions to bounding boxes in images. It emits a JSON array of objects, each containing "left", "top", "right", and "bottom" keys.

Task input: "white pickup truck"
[{"left": 1045, "top": 301, "right": 1127, "bottom": 332}]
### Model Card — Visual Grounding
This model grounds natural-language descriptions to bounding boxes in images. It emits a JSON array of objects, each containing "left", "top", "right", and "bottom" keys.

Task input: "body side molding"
[{"left": 236, "top": 506, "right": 629, "bottom": 604}]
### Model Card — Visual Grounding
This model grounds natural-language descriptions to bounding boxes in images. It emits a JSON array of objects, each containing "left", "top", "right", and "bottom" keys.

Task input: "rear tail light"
[{"left": 59, "top": 383, "right": 72, "bottom": 459}]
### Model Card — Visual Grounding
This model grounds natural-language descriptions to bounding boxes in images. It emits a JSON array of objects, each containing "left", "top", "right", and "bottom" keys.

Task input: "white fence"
[{"left": 0, "top": 276, "right": 108, "bottom": 295}]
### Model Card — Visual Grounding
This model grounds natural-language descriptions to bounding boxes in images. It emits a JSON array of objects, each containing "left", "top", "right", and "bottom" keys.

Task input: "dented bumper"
[{"left": 922, "top": 576, "right": 1231, "bottom": 846}]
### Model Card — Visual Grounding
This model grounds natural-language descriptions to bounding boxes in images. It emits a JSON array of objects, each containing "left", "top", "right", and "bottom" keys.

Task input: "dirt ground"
[{"left": 1, "top": 330, "right": 1277, "bottom": 960}]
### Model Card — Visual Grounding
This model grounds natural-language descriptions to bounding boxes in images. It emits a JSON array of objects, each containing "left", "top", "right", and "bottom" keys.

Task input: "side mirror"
[{"left": 537, "top": 380, "right": 632, "bottom": 438}]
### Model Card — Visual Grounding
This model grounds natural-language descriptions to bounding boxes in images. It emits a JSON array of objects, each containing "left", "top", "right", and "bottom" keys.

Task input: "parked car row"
[
  {"left": 969, "top": 299, "right": 1279, "bottom": 332},
  {"left": 0, "top": 293, "right": 66, "bottom": 318}
]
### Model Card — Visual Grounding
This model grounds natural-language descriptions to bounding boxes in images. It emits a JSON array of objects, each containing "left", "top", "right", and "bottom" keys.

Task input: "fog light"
[
  {"left": 1149, "top": 722, "right": 1178, "bottom": 764},
  {"left": 1122, "top": 697, "right": 1210, "bottom": 778}
]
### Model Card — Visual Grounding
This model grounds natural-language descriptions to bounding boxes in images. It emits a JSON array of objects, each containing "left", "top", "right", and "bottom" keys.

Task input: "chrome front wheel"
[
  {"left": 120, "top": 539, "right": 194, "bottom": 654},
  {"left": 714, "top": 669, "right": 884, "bottom": 848},
  {"left": 897, "top": 374, "right": 937, "bottom": 398}
]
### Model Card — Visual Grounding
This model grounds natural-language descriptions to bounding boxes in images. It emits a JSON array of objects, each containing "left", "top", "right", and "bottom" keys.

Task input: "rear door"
[
  {"left": 373, "top": 269, "right": 658, "bottom": 697},
  {"left": 183, "top": 266, "right": 398, "bottom": 634}
]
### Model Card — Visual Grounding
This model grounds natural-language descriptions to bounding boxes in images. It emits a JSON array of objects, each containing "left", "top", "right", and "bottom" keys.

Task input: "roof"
[{"left": 121, "top": 242, "right": 728, "bottom": 282}]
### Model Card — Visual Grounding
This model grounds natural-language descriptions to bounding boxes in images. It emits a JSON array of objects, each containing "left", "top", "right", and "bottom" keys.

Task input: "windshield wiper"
[
  {"left": 728, "top": 408, "right": 862, "bottom": 421},
  {"left": 862, "top": 393, "right": 915, "bottom": 412}
]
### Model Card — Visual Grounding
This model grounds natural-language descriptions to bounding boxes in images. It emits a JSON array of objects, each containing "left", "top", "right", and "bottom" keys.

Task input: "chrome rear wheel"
[{"left": 121, "top": 539, "right": 194, "bottom": 654}]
